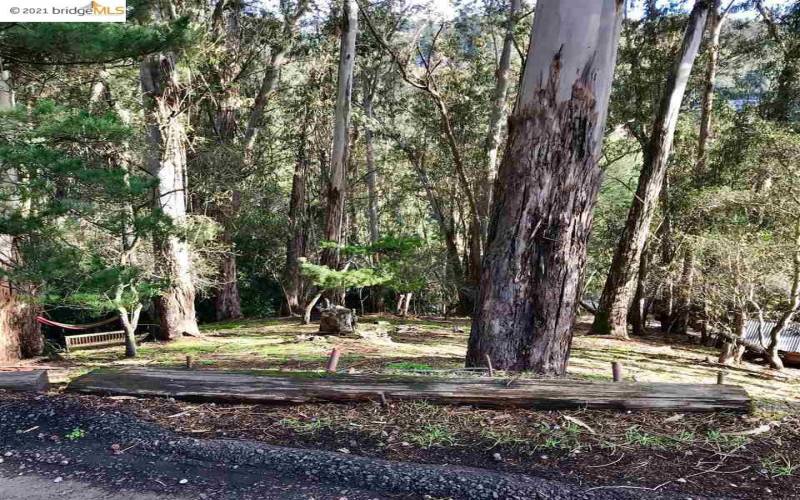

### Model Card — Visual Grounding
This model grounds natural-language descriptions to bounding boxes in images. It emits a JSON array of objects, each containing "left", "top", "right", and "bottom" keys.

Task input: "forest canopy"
[{"left": 1, "top": 0, "right": 800, "bottom": 375}]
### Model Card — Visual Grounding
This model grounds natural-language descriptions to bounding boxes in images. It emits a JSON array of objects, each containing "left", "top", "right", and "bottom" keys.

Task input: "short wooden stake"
[
  {"left": 717, "top": 371, "right": 726, "bottom": 385},
  {"left": 186, "top": 355, "right": 193, "bottom": 369},
  {"left": 326, "top": 347, "right": 341, "bottom": 373},
  {"left": 612, "top": 361, "right": 623, "bottom": 382},
  {"left": 485, "top": 354, "right": 495, "bottom": 377}
]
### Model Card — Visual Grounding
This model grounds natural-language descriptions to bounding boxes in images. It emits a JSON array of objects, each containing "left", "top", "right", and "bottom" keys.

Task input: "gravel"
[{"left": 0, "top": 394, "right": 695, "bottom": 500}]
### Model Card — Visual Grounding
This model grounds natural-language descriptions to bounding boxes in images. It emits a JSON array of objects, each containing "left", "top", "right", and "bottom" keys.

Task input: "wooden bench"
[{"left": 65, "top": 331, "right": 146, "bottom": 352}]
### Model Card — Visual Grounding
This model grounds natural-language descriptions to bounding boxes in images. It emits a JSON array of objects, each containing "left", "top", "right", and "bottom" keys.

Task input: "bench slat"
[{"left": 65, "top": 330, "right": 142, "bottom": 352}]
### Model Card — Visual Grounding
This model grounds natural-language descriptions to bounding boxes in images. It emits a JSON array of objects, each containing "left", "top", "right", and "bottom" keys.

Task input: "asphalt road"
[{"left": 0, "top": 472, "right": 186, "bottom": 500}]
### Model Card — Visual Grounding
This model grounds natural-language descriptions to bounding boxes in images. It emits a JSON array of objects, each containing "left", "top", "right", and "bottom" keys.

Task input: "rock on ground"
[{"left": 319, "top": 306, "right": 358, "bottom": 334}]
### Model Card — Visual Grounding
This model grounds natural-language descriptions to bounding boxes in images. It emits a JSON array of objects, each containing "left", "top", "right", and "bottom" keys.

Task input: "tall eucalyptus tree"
[
  {"left": 321, "top": 0, "right": 358, "bottom": 285},
  {"left": 592, "top": 0, "right": 711, "bottom": 338},
  {"left": 467, "top": 0, "right": 624, "bottom": 375}
]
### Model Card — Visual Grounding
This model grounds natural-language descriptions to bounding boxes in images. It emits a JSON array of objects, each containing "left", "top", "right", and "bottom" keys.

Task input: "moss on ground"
[{"left": 54, "top": 315, "right": 800, "bottom": 404}]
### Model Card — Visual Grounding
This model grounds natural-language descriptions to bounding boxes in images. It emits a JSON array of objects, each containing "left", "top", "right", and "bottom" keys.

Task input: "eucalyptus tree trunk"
[
  {"left": 321, "top": 0, "right": 357, "bottom": 281},
  {"left": 657, "top": 178, "right": 676, "bottom": 331},
  {"left": 284, "top": 107, "right": 309, "bottom": 316},
  {"left": 0, "top": 63, "right": 40, "bottom": 362},
  {"left": 756, "top": 0, "right": 799, "bottom": 122},
  {"left": 764, "top": 219, "right": 800, "bottom": 370},
  {"left": 303, "top": 292, "right": 322, "bottom": 325},
  {"left": 402, "top": 143, "right": 470, "bottom": 313},
  {"left": 210, "top": 0, "right": 244, "bottom": 321},
  {"left": 209, "top": 0, "right": 309, "bottom": 321},
  {"left": 215, "top": 234, "right": 242, "bottom": 321},
  {"left": 363, "top": 90, "right": 379, "bottom": 245},
  {"left": 0, "top": 245, "right": 22, "bottom": 362},
  {"left": 467, "top": 0, "right": 624, "bottom": 375},
  {"left": 695, "top": 0, "right": 728, "bottom": 178},
  {"left": 396, "top": 293, "right": 413, "bottom": 316},
  {"left": 468, "top": 0, "right": 522, "bottom": 290},
  {"left": 397, "top": 292, "right": 412, "bottom": 317},
  {"left": 242, "top": 0, "right": 310, "bottom": 156},
  {"left": 592, "top": 1, "right": 710, "bottom": 338},
  {"left": 480, "top": 0, "right": 520, "bottom": 236},
  {"left": 363, "top": 84, "right": 383, "bottom": 312},
  {"left": 140, "top": 49, "right": 199, "bottom": 341},
  {"left": 673, "top": 246, "right": 695, "bottom": 334},
  {"left": 630, "top": 241, "right": 651, "bottom": 336}
]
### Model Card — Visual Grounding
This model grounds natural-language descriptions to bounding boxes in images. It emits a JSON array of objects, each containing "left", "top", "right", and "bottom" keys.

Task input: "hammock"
[{"left": 36, "top": 315, "right": 120, "bottom": 331}]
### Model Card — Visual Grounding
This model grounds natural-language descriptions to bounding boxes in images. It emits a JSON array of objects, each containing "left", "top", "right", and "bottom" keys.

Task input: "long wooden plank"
[
  {"left": 0, "top": 369, "right": 49, "bottom": 392},
  {"left": 67, "top": 367, "right": 750, "bottom": 412}
]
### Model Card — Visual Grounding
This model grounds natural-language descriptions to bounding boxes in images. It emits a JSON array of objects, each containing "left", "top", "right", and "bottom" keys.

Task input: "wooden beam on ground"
[
  {"left": 67, "top": 367, "right": 750, "bottom": 412},
  {"left": 0, "top": 369, "right": 49, "bottom": 392}
]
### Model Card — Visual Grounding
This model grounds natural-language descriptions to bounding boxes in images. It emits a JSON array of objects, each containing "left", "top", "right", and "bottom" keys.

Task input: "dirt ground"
[{"left": 15, "top": 315, "right": 800, "bottom": 498}]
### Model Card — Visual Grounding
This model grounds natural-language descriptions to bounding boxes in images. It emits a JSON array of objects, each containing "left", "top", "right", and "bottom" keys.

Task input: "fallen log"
[
  {"left": 0, "top": 369, "right": 50, "bottom": 392},
  {"left": 67, "top": 367, "right": 750, "bottom": 412}
]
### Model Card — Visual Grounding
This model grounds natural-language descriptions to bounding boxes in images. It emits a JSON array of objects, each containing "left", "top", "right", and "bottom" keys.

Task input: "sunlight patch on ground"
[{"left": 51, "top": 316, "right": 800, "bottom": 406}]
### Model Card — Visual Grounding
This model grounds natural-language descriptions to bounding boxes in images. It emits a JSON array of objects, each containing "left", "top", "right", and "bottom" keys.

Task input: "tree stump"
[{"left": 319, "top": 306, "right": 357, "bottom": 335}]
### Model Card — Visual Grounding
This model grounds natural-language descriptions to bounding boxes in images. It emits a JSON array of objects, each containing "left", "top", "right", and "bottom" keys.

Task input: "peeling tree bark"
[
  {"left": 467, "top": 0, "right": 624, "bottom": 375},
  {"left": 321, "top": 0, "right": 358, "bottom": 284},
  {"left": 140, "top": 42, "right": 199, "bottom": 341},
  {"left": 592, "top": 0, "right": 710, "bottom": 338}
]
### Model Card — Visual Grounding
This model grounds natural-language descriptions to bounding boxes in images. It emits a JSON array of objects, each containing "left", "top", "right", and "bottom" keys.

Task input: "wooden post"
[
  {"left": 326, "top": 347, "right": 341, "bottom": 373},
  {"left": 186, "top": 355, "right": 193, "bottom": 369},
  {"left": 485, "top": 354, "right": 495, "bottom": 377},
  {"left": 612, "top": 361, "right": 623, "bottom": 382},
  {"left": 717, "top": 371, "right": 726, "bottom": 385}
]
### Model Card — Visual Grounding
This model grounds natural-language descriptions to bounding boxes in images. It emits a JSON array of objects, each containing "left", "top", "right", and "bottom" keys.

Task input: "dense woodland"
[{"left": 1, "top": 0, "right": 799, "bottom": 376}]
